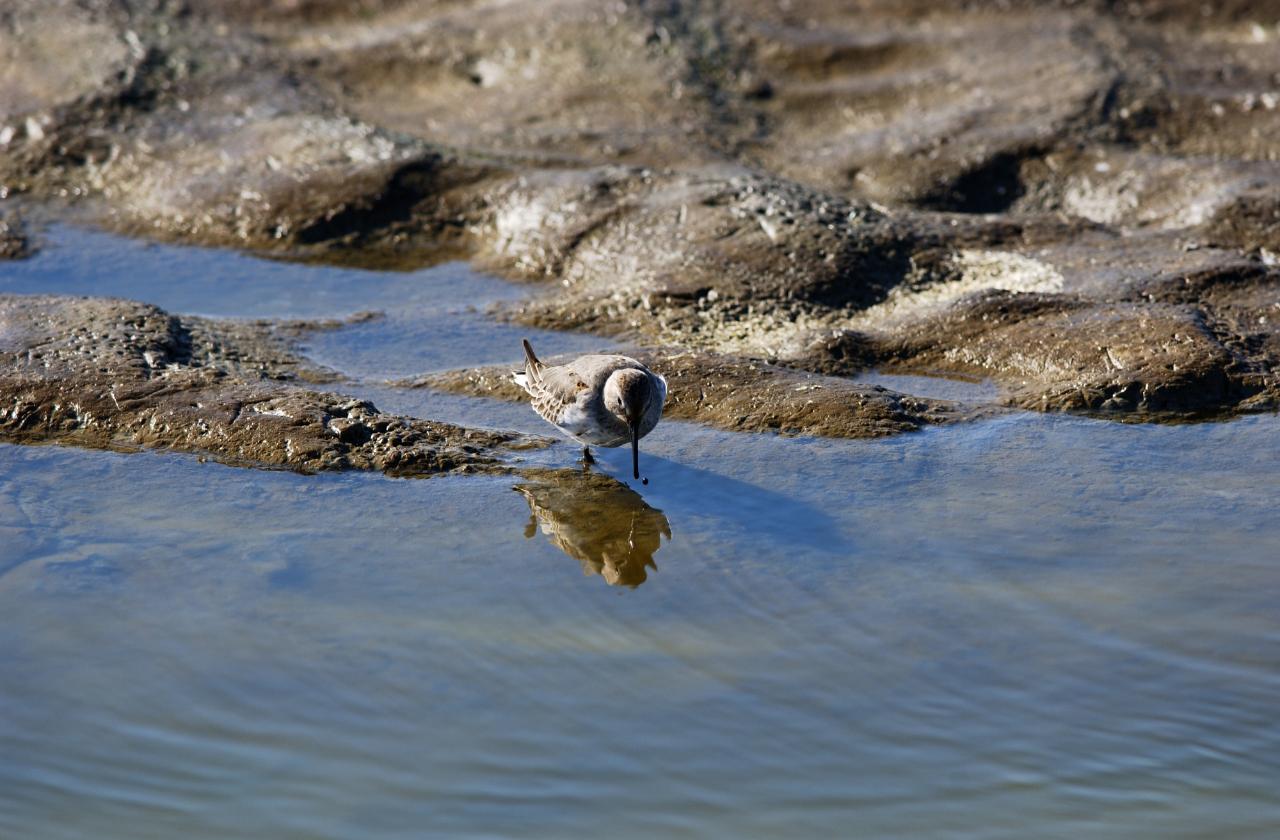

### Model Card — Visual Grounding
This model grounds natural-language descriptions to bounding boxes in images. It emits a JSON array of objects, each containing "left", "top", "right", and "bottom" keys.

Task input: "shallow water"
[
  {"left": 0, "top": 226, "right": 612, "bottom": 375},
  {"left": 2, "top": 229, "right": 1279, "bottom": 838},
  {"left": 851, "top": 370, "right": 1001, "bottom": 404}
]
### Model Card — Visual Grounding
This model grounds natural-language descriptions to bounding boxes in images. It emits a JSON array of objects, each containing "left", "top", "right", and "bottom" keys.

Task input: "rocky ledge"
[
  {"left": 0, "top": 295, "right": 548, "bottom": 474},
  {"left": 2, "top": 0, "right": 1278, "bottom": 448}
]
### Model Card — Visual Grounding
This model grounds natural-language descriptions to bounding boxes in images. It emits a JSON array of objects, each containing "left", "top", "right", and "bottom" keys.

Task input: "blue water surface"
[{"left": 1, "top": 227, "right": 1277, "bottom": 839}]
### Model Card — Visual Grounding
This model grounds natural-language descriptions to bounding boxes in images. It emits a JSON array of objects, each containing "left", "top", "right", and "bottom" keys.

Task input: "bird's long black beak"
[{"left": 630, "top": 424, "right": 641, "bottom": 481}]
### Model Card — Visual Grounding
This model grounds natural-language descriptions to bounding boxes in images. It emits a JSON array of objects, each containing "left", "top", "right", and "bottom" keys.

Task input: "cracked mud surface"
[{"left": 2, "top": 0, "right": 1279, "bottom": 463}]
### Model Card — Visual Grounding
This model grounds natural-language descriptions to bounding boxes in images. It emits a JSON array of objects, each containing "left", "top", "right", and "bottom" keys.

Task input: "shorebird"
[{"left": 513, "top": 339, "right": 667, "bottom": 483}]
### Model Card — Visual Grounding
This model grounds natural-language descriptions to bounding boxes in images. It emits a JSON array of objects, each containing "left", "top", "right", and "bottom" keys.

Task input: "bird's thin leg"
[{"left": 581, "top": 446, "right": 595, "bottom": 467}]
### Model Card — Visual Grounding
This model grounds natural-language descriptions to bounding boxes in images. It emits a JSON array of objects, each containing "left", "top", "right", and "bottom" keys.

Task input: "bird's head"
[
  {"left": 603, "top": 369, "right": 655, "bottom": 481},
  {"left": 603, "top": 368, "right": 653, "bottom": 428}
]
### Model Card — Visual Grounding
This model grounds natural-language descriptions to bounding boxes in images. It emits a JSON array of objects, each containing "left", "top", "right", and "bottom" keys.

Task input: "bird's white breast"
[
  {"left": 555, "top": 397, "right": 592, "bottom": 437},
  {"left": 554, "top": 394, "right": 628, "bottom": 446}
]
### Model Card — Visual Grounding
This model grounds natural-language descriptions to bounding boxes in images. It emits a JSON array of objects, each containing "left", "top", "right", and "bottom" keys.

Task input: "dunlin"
[{"left": 513, "top": 339, "right": 667, "bottom": 482}]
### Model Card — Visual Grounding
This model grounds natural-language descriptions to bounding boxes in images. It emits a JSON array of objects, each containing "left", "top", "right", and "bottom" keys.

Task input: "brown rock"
[
  {"left": 0, "top": 214, "right": 30, "bottom": 259},
  {"left": 0, "top": 295, "right": 548, "bottom": 474},
  {"left": 881, "top": 291, "right": 1242, "bottom": 415},
  {"left": 2, "top": 0, "right": 1279, "bottom": 438}
]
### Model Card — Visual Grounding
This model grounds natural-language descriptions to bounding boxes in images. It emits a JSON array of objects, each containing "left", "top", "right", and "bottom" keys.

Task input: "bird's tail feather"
[
  {"left": 521, "top": 338, "right": 541, "bottom": 370},
  {"left": 514, "top": 338, "right": 541, "bottom": 394}
]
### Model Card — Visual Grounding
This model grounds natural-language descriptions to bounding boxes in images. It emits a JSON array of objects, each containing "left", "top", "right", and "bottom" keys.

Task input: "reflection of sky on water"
[{"left": 0, "top": 225, "right": 611, "bottom": 376}]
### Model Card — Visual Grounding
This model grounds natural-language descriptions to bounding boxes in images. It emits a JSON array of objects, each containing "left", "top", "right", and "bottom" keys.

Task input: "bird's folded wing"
[{"left": 528, "top": 365, "right": 589, "bottom": 424}]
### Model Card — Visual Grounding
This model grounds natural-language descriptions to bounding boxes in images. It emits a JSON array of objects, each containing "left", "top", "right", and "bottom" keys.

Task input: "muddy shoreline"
[
  {"left": 0, "top": 294, "right": 548, "bottom": 475},
  {"left": 3, "top": 0, "right": 1279, "bottom": 470}
]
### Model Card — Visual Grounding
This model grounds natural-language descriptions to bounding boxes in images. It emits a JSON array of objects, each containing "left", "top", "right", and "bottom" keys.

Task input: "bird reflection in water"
[{"left": 515, "top": 470, "right": 672, "bottom": 587}]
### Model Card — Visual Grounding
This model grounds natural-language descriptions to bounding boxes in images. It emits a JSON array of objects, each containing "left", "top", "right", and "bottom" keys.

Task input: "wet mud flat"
[{"left": 2, "top": 0, "right": 1279, "bottom": 479}]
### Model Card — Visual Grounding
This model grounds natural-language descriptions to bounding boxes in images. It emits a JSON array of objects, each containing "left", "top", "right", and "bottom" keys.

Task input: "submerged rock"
[{"left": 0, "top": 295, "right": 548, "bottom": 474}]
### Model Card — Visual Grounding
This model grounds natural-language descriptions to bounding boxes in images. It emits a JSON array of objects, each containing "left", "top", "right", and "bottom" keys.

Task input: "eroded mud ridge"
[
  {"left": 0, "top": 295, "right": 546, "bottom": 474},
  {"left": 3, "top": 0, "right": 1280, "bottom": 448}
]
